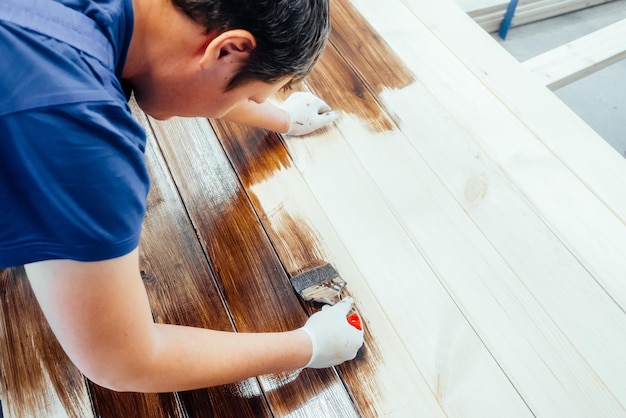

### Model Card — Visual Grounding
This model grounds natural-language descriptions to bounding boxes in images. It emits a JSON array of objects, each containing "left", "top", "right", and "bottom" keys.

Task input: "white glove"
[
  {"left": 279, "top": 92, "right": 339, "bottom": 136},
  {"left": 300, "top": 297, "right": 364, "bottom": 368}
]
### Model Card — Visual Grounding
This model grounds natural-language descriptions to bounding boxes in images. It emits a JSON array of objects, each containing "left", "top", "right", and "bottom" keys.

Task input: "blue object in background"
[{"left": 499, "top": 0, "right": 519, "bottom": 39}]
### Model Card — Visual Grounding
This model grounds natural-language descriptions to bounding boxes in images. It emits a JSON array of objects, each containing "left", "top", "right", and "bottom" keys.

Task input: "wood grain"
[
  {"left": 214, "top": 120, "right": 385, "bottom": 412},
  {"left": 3, "top": 0, "right": 625, "bottom": 416},
  {"left": 396, "top": 0, "right": 626, "bottom": 314},
  {"left": 215, "top": 120, "right": 454, "bottom": 417},
  {"left": 360, "top": 0, "right": 626, "bottom": 333},
  {"left": 401, "top": 0, "right": 626, "bottom": 222},
  {"left": 89, "top": 106, "right": 274, "bottom": 418},
  {"left": 146, "top": 115, "right": 360, "bottom": 417},
  {"left": 139, "top": 111, "right": 272, "bottom": 418},
  {"left": 316, "top": 0, "right": 626, "bottom": 414},
  {"left": 0, "top": 267, "right": 93, "bottom": 418},
  {"left": 301, "top": 2, "right": 534, "bottom": 415},
  {"left": 88, "top": 390, "right": 183, "bottom": 418},
  {"left": 522, "top": 18, "right": 626, "bottom": 90}
]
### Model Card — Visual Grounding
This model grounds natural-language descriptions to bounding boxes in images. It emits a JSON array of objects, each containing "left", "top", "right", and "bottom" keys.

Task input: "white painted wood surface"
[
  {"left": 396, "top": 0, "right": 626, "bottom": 306},
  {"left": 523, "top": 18, "right": 626, "bottom": 89},
  {"left": 279, "top": 123, "right": 534, "bottom": 416},
  {"left": 243, "top": 0, "right": 626, "bottom": 415}
]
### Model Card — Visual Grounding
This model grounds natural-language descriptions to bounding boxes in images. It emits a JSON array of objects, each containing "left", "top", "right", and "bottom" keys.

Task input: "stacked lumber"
[
  {"left": 462, "top": 0, "right": 616, "bottom": 32},
  {"left": 523, "top": 17, "right": 626, "bottom": 89}
]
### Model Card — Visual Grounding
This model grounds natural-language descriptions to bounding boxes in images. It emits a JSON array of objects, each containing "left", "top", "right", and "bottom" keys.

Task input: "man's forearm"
[
  {"left": 221, "top": 100, "right": 290, "bottom": 133},
  {"left": 25, "top": 251, "right": 311, "bottom": 393},
  {"left": 95, "top": 323, "right": 312, "bottom": 392}
]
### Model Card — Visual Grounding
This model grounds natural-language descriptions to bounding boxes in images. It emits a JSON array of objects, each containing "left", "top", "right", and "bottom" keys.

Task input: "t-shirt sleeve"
[{"left": 0, "top": 100, "right": 150, "bottom": 267}]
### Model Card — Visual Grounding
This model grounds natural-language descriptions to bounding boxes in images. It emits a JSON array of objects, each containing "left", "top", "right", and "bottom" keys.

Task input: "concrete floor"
[{"left": 489, "top": 0, "right": 626, "bottom": 158}]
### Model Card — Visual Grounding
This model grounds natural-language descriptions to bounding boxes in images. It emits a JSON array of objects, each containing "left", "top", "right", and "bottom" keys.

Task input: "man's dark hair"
[{"left": 172, "top": 0, "right": 331, "bottom": 90}]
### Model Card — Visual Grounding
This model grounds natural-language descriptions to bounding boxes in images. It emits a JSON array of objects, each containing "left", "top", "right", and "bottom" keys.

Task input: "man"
[{"left": 0, "top": 0, "right": 364, "bottom": 392}]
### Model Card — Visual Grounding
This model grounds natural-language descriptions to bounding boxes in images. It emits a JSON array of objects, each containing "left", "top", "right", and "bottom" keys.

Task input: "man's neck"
[{"left": 123, "top": 0, "right": 207, "bottom": 81}]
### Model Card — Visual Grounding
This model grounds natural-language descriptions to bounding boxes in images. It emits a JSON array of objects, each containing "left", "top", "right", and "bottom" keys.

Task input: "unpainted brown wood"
[
  {"left": 87, "top": 106, "right": 273, "bottom": 418},
  {"left": 148, "top": 116, "right": 360, "bottom": 417},
  {"left": 0, "top": 267, "right": 94, "bottom": 418}
]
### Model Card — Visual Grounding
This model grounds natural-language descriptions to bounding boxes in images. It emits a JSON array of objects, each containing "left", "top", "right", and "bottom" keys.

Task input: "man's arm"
[
  {"left": 222, "top": 92, "right": 339, "bottom": 136},
  {"left": 25, "top": 249, "right": 312, "bottom": 392},
  {"left": 221, "top": 100, "right": 291, "bottom": 133}
]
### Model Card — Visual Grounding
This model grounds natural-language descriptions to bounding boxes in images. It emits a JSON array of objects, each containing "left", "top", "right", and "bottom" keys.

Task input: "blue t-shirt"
[{"left": 0, "top": 0, "right": 149, "bottom": 267}]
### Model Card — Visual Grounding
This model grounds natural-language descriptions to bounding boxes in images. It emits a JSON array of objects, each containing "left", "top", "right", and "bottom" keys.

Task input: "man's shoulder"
[
  {"left": 0, "top": 15, "right": 129, "bottom": 117},
  {"left": 57, "top": 0, "right": 134, "bottom": 75},
  {"left": 0, "top": 99, "right": 149, "bottom": 268}
]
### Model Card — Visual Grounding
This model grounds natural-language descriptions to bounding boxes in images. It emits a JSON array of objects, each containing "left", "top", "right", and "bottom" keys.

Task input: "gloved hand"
[
  {"left": 279, "top": 92, "right": 339, "bottom": 136},
  {"left": 300, "top": 297, "right": 364, "bottom": 368}
]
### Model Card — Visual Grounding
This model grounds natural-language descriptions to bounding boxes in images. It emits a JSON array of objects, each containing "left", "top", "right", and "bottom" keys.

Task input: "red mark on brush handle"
[{"left": 347, "top": 313, "right": 362, "bottom": 330}]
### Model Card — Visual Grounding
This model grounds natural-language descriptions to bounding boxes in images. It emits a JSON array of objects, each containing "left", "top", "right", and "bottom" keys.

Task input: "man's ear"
[{"left": 199, "top": 30, "right": 256, "bottom": 68}]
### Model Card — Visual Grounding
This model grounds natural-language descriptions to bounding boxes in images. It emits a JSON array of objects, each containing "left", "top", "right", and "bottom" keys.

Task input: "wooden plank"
[
  {"left": 465, "top": 0, "right": 616, "bottom": 32},
  {"left": 0, "top": 267, "right": 94, "bottom": 418},
  {"left": 335, "top": 0, "right": 626, "bottom": 412},
  {"left": 146, "top": 115, "right": 359, "bottom": 417},
  {"left": 522, "top": 18, "right": 626, "bottom": 89},
  {"left": 270, "top": 110, "right": 533, "bottom": 414},
  {"left": 244, "top": 3, "right": 536, "bottom": 415},
  {"left": 222, "top": 0, "right": 622, "bottom": 413},
  {"left": 88, "top": 390, "right": 183, "bottom": 418},
  {"left": 400, "top": 0, "right": 626, "bottom": 224},
  {"left": 0, "top": 108, "right": 273, "bottom": 417},
  {"left": 86, "top": 105, "right": 272, "bottom": 418},
  {"left": 291, "top": 23, "right": 621, "bottom": 416},
  {"left": 312, "top": 39, "right": 622, "bottom": 415},
  {"left": 381, "top": 0, "right": 626, "bottom": 307},
  {"left": 140, "top": 112, "right": 271, "bottom": 418},
  {"left": 213, "top": 121, "right": 446, "bottom": 417}
]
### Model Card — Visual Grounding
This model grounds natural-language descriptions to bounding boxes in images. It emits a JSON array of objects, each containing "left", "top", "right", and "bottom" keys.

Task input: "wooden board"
[
  {"left": 523, "top": 17, "right": 626, "bottom": 89},
  {"left": 287, "top": 5, "right": 534, "bottom": 415},
  {"left": 212, "top": 121, "right": 448, "bottom": 417},
  {"left": 404, "top": 0, "right": 626, "bottom": 223},
  {"left": 145, "top": 114, "right": 361, "bottom": 417},
  {"left": 463, "top": 0, "right": 617, "bottom": 32},
  {"left": 2, "top": 0, "right": 626, "bottom": 416},
  {"left": 391, "top": 0, "right": 626, "bottom": 308},
  {"left": 0, "top": 267, "right": 93, "bottom": 418},
  {"left": 87, "top": 107, "right": 273, "bottom": 418},
  {"left": 326, "top": 0, "right": 626, "bottom": 412}
]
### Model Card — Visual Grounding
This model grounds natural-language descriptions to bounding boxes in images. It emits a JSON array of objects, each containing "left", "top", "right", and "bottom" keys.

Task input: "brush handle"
[{"left": 347, "top": 312, "right": 362, "bottom": 330}]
